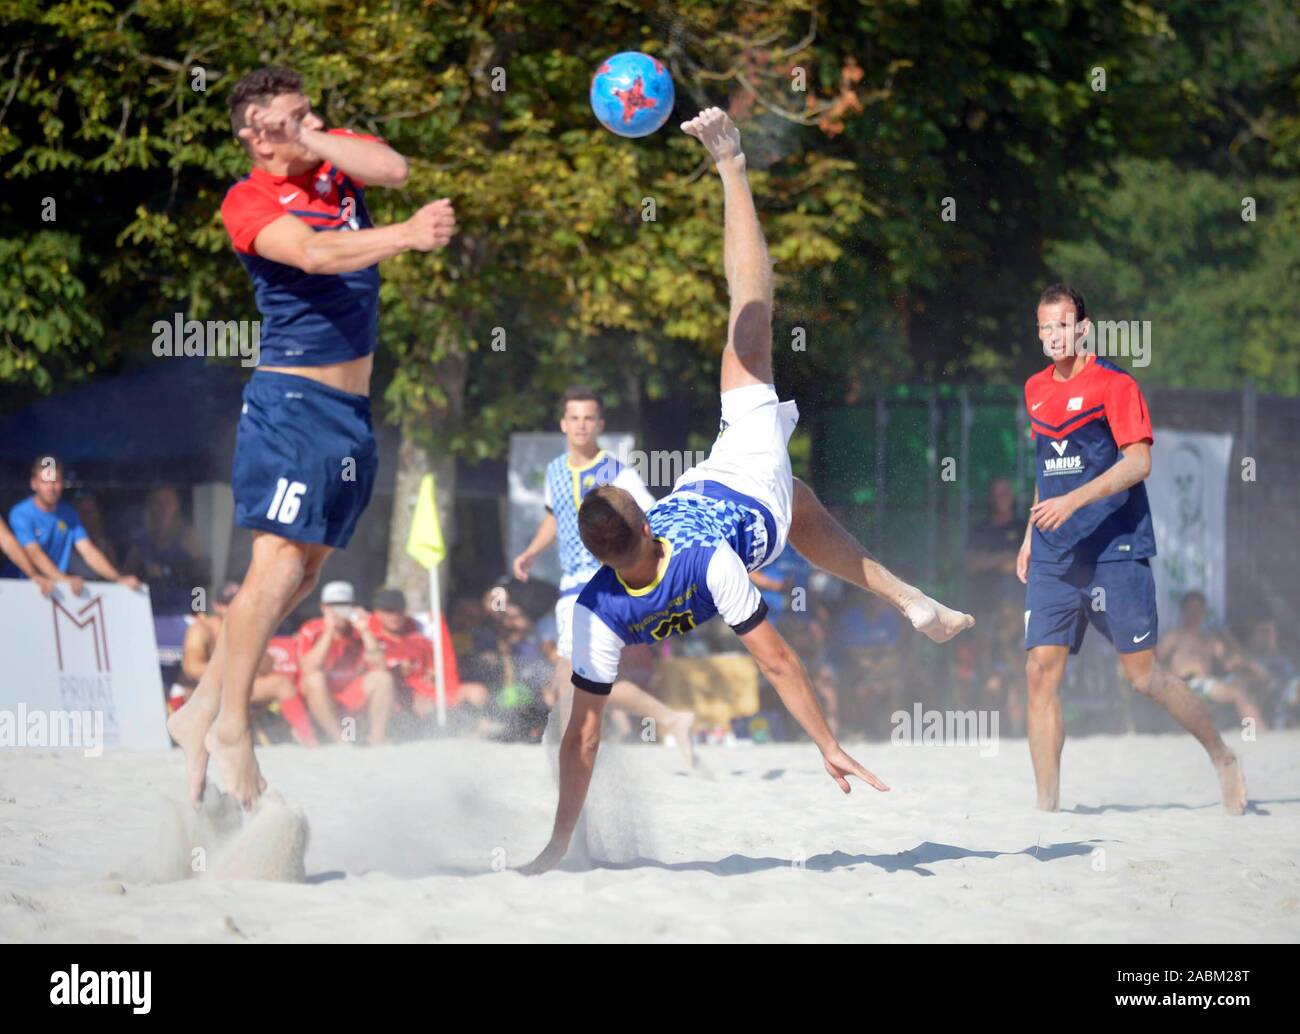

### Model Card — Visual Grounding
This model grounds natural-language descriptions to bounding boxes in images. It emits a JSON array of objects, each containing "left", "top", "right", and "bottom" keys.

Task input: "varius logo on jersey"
[{"left": 1043, "top": 438, "right": 1083, "bottom": 477}]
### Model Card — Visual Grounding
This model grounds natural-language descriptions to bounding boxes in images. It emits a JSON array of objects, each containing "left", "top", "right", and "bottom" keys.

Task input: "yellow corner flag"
[{"left": 405, "top": 474, "right": 446, "bottom": 570}]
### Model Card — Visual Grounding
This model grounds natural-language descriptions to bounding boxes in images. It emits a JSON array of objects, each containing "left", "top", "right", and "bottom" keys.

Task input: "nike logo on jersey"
[
  {"left": 1132, "top": 631, "right": 1151, "bottom": 643},
  {"left": 279, "top": 192, "right": 299, "bottom": 203},
  {"left": 1031, "top": 401, "right": 1044, "bottom": 411}
]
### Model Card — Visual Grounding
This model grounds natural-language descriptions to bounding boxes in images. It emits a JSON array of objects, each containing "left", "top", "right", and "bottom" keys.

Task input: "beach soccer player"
[
  {"left": 1018, "top": 283, "right": 1247, "bottom": 814},
  {"left": 513, "top": 386, "right": 697, "bottom": 763},
  {"left": 167, "top": 66, "right": 456, "bottom": 809},
  {"left": 520, "top": 108, "right": 974, "bottom": 875}
]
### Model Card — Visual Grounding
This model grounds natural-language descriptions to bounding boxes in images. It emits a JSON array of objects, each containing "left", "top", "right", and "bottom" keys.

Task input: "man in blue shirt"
[{"left": 5, "top": 456, "right": 139, "bottom": 595}]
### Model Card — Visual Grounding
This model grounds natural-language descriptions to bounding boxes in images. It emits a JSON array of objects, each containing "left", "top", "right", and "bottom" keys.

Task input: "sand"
[{"left": 1, "top": 730, "right": 1297, "bottom": 943}]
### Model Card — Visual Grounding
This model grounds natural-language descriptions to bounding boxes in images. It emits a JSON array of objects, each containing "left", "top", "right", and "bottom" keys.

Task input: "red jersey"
[
  {"left": 296, "top": 617, "right": 368, "bottom": 687},
  {"left": 1024, "top": 354, "right": 1156, "bottom": 564},
  {"left": 368, "top": 613, "right": 462, "bottom": 707}
]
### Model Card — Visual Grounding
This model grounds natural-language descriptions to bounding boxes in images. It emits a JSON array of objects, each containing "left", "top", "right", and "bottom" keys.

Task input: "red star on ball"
[{"left": 613, "top": 76, "right": 656, "bottom": 123}]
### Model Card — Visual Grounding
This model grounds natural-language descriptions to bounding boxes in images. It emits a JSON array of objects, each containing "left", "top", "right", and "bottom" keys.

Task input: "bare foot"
[
  {"left": 166, "top": 694, "right": 218, "bottom": 809},
  {"left": 1215, "top": 752, "right": 1247, "bottom": 815},
  {"left": 204, "top": 721, "right": 267, "bottom": 812},
  {"left": 902, "top": 594, "right": 975, "bottom": 644},
  {"left": 663, "top": 710, "right": 696, "bottom": 769}
]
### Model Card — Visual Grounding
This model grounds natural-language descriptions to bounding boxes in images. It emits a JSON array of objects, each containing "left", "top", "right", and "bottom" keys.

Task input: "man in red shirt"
[
  {"left": 368, "top": 587, "right": 466, "bottom": 718},
  {"left": 297, "top": 581, "right": 395, "bottom": 745}
]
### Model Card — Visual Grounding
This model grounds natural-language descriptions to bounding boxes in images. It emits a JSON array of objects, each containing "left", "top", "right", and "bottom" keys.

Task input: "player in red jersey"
[{"left": 1019, "top": 283, "right": 1247, "bottom": 814}]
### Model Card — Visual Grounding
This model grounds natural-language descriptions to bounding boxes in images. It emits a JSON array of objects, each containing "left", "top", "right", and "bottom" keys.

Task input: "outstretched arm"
[
  {"left": 738, "top": 619, "right": 889, "bottom": 795},
  {"left": 519, "top": 687, "right": 608, "bottom": 875}
]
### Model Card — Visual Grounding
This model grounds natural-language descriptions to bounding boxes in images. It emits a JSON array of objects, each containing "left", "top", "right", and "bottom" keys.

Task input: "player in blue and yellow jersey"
[
  {"left": 521, "top": 109, "right": 974, "bottom": 874},
  {"left": 513, "top": 386, "right": 697, "bottom": 764},
  {"left": 167, "top": 66, "right": 456, "bottom": 810},
  {"left": 1019, "top": 283, "right": 1246, "bottom": 814}
]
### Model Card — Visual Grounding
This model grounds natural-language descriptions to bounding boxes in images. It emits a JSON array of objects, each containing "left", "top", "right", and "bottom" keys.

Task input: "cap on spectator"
[
  {"left": 320, "top": 581, "right": 355, "bottom": 605},
  {"left": 216, "top": 581, "right": 240, "bottom": 606},
  {"left": 372, "top": 588, "right": 407, "bottom": 612}
]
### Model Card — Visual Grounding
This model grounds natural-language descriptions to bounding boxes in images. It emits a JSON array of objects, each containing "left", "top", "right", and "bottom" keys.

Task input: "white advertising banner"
[
  {"left": 506, "top": 432, "right": 635, "bottom": 587},
  {"left": 0, "top": 579, "right": 171, "bottom": 751},
  {"left": 1147, "top": 428, "right": 1233, "bottom": 626}
]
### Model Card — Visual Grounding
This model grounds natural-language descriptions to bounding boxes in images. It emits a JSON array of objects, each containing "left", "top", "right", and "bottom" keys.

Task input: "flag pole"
[{"left": 430, "top": 562, "right": 447, "bottom": 727}]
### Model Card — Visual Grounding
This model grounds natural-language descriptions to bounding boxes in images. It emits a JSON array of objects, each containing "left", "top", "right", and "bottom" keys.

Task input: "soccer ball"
[{"left": 590, "top": 51, "right": 675, "bottom": 138}]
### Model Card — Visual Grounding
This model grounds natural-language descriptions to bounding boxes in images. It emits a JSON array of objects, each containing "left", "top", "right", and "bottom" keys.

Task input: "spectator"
[
  {"left": 369, "top": 587, "right": 489, "bottom": 720},
  {"left": 833, "top": 594, "right": 905, "bottom": 735},
  {"left": 4, "top": 455, "right": 139, "bottom": 594},
  {"left": 180, "top": 581, "right": 316, "bottom": 744},
  {"left": 966, "top": 475, "right": 1024, "bottom": 610},
  {"left": 68, "top": 492, "right": 121, "bottom": 574},
  {"left": 0, "top": 514, "right": 54, "bottom": 595},
  {"left": 124, "top": 486, "right": 206, "bottom": 612},
  {"left": 297, "top": 581, "right": 396, "bottom": 745},
  {"left": 749, "top": 544, "right": 813, "bottom": 618},
  {"left": 980, "top": 600, "right": 1028, "bottom": 736},
  {"left": 1156, "top": 591, "right": 1266, "bottom": 728},
  {"left": 778, "top": 611, "right": 840, "bottom": 738},
  {"left": 1238, "top": 621, "right": 1299, "bottom": 729}
]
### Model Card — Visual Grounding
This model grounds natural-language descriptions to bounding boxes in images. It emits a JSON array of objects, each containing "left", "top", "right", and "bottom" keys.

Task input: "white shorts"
[
  {"left": 673, "top": 382, "right": 799, "bottom": 570},
  {"left": 555, "top": 591, "right": 578, "bottom": 660}
]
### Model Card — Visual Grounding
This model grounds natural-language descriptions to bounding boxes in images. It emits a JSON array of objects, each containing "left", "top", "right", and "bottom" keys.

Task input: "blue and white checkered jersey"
[
  {"left": 545, "top": 450, "right": 655, "bottom": 595},
  {"left": 570, "top": 490, "right": 771, "bottom": 695}
]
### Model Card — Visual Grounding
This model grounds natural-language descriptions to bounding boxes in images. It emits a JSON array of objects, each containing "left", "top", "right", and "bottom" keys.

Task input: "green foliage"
[{"left": 0, "top": 0, "right": 1297, "bottom": 449}]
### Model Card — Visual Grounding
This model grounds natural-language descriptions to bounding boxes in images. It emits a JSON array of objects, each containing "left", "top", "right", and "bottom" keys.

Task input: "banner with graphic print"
[
  {"left": 0, "top": 580, "right": 170, "bottom": 750},
  {"left": 1147, "top": 428, "right": 1233, "bottom": 626}
]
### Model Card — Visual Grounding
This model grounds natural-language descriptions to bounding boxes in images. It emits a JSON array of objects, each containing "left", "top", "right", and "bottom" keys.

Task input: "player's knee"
[
  {"left": 300, "top": 670, "right": 328, "bottom": 698},
  {"left": 1125, "top": 665, "right": 1157, "bottom": 697},
  {"left": 1025, "top": 652, "right": 1062, "bottom": 690},
  {"left": 365, "top": 670, "right": 395, "bottom": 701}
]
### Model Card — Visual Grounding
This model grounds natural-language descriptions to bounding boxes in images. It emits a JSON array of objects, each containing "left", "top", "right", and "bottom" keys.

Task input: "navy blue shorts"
[
  {"left": 1025, "top": 558, "right": 1158, "bottom": 655},
  {"left": 232, "top": 371, "right": 378, "bottom": 549}
]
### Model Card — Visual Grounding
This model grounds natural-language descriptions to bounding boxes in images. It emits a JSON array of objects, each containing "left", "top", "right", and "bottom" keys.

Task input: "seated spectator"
[
  {"left": 833, "top": 594, "right": 905, "bottom": 734},
  {"left": 0, "top": 514, "right": 54, "bottom": 595},
  {"left": 1238, "top": 621, "right": 1299, "bottom": 729},
  {"left": 980, "top": 600, "right": 1028, "bottom": 736},
  {"left": 369, "top": 587, "right": 489, "bottom": 720},
  {"left": 180, "top": 581, "right": 316, "bottom": 745},
  {"left": 778, "top": 611, "right": 840, "bottom": 738},
  {"left": 749, "top": 544, "right": 812, "bottom": 618},
  {"left": 124, "top": 486, "right": 206, "bottom": 612},
  {"left": 3, "top": 456, "right": 139, "bottom": 594},
  {"left": 1156, "top": 591, "right": 1265, "bottom": 728},
  {"left": 297, "top": 581, "right": 396, "bottom": 745},
  {"left": 67, "top": 492, "right": 120, "bottom": 576}
]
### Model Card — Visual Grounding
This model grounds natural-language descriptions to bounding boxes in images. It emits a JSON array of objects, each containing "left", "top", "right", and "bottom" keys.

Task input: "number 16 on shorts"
[{"left": 267, "top": 478, "right": 307, "bottom": 524}]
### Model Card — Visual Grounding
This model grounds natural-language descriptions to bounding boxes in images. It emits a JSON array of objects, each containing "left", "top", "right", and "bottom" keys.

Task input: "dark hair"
[
  {"left": 561, "top": 385, "right": 602, "bottom": 418},
  {"left": 31, "top": 454, "right": 62, "bottom": 479},
  {"left": 578, "top": 485, "right": 645, "bottom": 563},
  {"left": 1037, "top": 282, "right": 1086, "bottom": 322},
  {"left": 228, "top": 66, "right": 304, "bottom": 140}
]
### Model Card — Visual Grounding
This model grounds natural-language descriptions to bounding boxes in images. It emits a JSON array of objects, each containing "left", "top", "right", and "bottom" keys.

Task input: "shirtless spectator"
[
  {"left": 1157, "top": 591, "right": 1265, "bottom": 728},
  {"left": 297, "top": 581, "right": 395, "bottom": 745},
  {"left": 182, "top": 581, "right": 316, "bottom": 745}
]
